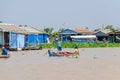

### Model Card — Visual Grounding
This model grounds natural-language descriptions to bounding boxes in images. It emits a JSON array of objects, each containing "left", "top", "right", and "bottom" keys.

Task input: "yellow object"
[{"left": 67, "top": 55, "right": 79, "bottom": 58}]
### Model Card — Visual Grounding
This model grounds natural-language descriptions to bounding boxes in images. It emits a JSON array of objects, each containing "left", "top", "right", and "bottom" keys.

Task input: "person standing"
[{"left": 57, "top": 40, "right": 62, "bottom": 51}]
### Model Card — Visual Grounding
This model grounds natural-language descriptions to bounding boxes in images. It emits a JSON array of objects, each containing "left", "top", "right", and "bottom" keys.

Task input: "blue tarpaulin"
[
  {"left": 25, "top": 34, "right": 38, "bottom": 47},
  {"left": 17, "top": 34, "right": 25, "bottom": 48},
  {"left": 10, "top": 32, "right": 25, "bottom": 49},
  {"left": 10, "top": 32, "right": 17, "bottom": 49},
  {"left": 38, "top": 34, "right": 48, "bottom": 43},
  {"left": 38, "top": 34, "right": 44, "bottom": 43},
  {"left": 44, "top": 34, "right": 48, "bottom": 43}
]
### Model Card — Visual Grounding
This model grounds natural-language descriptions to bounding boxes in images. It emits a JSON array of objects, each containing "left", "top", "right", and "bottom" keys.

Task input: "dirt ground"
[{"left": 0, "top": 48, "right": 120, "bottom": 80}]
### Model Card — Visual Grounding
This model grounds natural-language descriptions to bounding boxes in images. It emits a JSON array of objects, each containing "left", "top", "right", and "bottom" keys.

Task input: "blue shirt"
[
  {"left": 2, "top": 48, "right": 8, "bottom": 55},
  {"left": 57, "top": 41, "right": 61, "bottom": 47}
]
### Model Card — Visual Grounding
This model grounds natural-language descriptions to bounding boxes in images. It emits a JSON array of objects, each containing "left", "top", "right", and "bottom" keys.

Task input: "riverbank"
[{"left": 0, "top": 48, "right": 120, "bottom": 80}]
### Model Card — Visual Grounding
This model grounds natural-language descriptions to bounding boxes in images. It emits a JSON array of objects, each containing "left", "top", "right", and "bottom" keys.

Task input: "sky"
[{"left": 0, "top": 0, "right": 120, "bottom": 31}]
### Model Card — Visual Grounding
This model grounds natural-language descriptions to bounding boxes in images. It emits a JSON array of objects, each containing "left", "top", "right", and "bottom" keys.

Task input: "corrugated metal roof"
[
  {"left": 19, "top": 26, "right": 45, "bottom": 34},
  {"left": 59, "top": 29, "right": 77, "bottom": 34},
  {"left": 94, "top": 31, "right": 108, "bottom": 36},
  {"left": 73, "top": 28, "right": 94, "bottom": 35},
  {"left": 0, "top": 23, "right": 27, "bottom": 34},
  {"left": 94, "top": 28, "right": 111, "bottom": 34}
]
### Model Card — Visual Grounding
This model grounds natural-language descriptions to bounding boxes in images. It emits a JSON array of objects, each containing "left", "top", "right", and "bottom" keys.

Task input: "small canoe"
[
  {"left": 48, "top": 50, "right": 60, "bottom": 57},
  {"left": 0, "top": 54, "right": 10, "bottom": 58},
  {"left": 48, "top": 50, "right": 77, "bottom": 57}
]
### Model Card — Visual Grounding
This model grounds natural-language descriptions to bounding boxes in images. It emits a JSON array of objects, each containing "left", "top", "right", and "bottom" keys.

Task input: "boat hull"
[
  {"left": 48, "top": 50, "right": 60, "bottom": 56},
  {"left": 0, "top": 54, "right": 10, "bottom": 58},
  {"left": 48, "top": 50, "right": 77, "bottom": 57}
]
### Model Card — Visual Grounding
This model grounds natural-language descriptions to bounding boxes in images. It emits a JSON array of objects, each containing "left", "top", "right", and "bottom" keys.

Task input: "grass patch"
[{"left": 38, "top": 42, "right": 120, "bottom": 48}]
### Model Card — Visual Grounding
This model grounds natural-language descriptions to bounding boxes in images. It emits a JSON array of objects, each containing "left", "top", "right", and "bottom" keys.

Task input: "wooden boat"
[
  {"left": 48, "top": 50, "right": 78, "bottom": 57},
  {"left": 48, "top": 50, "right": 60, "bottom": 57},
  {"left": 0, "top": 54, "right": 10, "bottom": 58}
]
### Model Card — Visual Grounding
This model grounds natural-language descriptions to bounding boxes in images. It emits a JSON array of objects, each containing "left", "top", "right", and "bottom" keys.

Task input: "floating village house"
[
  {"left": 72, "top": 28, "right": 96, "bottom": 42},
  {"left": 58, "top": 28, "right": 96, "bottom": 42},
  {"left": 0, "top": 23, "right": 48, "bottom": 50},
  {"left": 58, "top": 29, "right": 78, "bottom": 42},
  {"left": 93, "top": 29, "right": 113, "bottom": 42},
  {"left": 59, "top": 28, "right": 118, "bottom": 43},
  {"left": 19, "top": 26, "right": 48, "bottom": 49},
  {"left": 94, "top": 31, "right": 109, "bottom": 41},
  {"left": 0, "top": 23, "right": 26, "bottom": 50}
]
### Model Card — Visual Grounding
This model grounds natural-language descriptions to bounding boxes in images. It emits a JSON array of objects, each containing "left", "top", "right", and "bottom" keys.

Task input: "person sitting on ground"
[
  {"left": 2, "top": 46, "right": 8, "bottom": 55},
  {"left": 73, "top": 46, "right": 79, "bottom": 55}
]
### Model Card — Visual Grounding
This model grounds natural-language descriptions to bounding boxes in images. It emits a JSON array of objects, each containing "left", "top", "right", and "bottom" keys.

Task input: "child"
[{"left": 74, "top": 46, "right": 79, "bottom": 55}]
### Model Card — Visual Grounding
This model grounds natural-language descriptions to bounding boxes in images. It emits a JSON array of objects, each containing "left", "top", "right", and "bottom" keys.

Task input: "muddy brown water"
[{"left": 0, "top": 48, "right": 120, "bottom": 80}]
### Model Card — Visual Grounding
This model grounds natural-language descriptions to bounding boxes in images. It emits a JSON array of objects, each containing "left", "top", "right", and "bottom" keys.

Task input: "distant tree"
[
  {"left": 52, "top": 31, "right": 58, "bottom": 37},
  {"left": 44, "top": 27, "right": 54, "bottom": 35},
  {"left": 0, "top": 21, "right": 3, "bottom": 23},
  {"left": 105, "top": 25, "right": 115, "bottom": 32},
  {"left": 58, "top": 28, "right": 65, "bottom": 33},
  {"left": 24, "top": 25, "right": 28, "bottom": 27},
  {"left": 19, "top": 25, "right": 23, "bottom": 27}
]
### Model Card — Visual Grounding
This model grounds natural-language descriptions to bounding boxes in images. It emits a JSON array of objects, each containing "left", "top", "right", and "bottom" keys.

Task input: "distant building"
[
  {"left": 58, "top": 28, "right": 95, "bottom": 42},
  {"left": 93, "top": 31, "right": 108, "bottom": 41},
  {"left": 93, "top": 28, "right": 115, "bottom": 42},
  {"left": 58, "top": 29, "right": 78, "bottom": 42}
]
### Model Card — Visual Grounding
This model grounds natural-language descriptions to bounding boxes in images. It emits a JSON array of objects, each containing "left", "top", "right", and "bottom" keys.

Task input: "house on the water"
[
  {"left": 58, "top": 29, "right": 78, "bottom": 42},
  {"left": 58, "top": 28, "right": 96, "bottom": 42},
  {"left": 72, "top": 28, "right": 96, "bottom": 42},
  {"left": 0, "top": 23, "right": 26, "bottom": 50},
  {"left": 19, "top": 26, "right": 48, "bottom": 49},
  {"left": 93, "top": 29, "right": 114, "bottom": 42}
]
